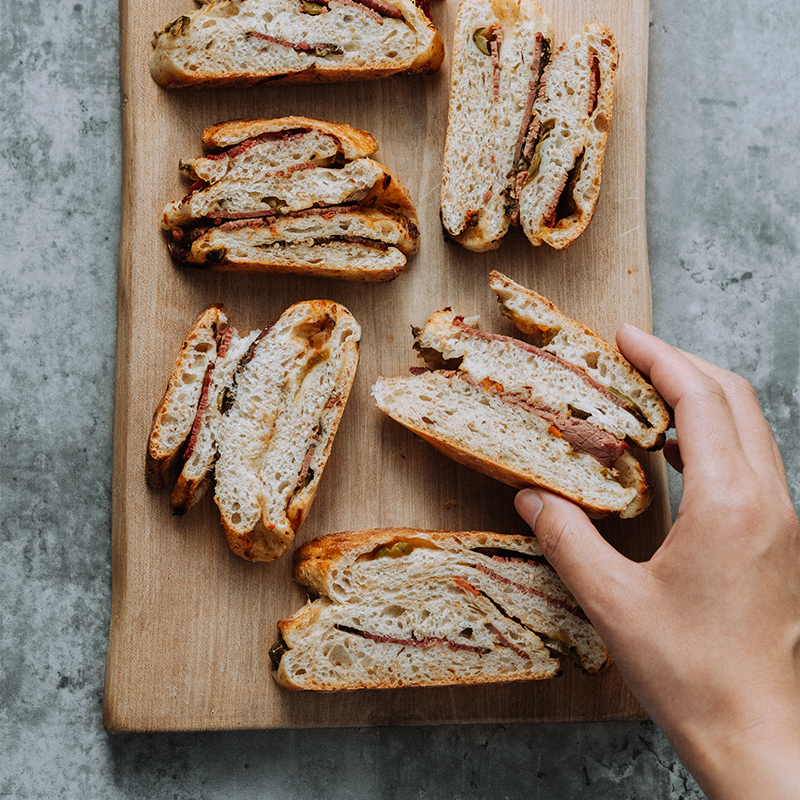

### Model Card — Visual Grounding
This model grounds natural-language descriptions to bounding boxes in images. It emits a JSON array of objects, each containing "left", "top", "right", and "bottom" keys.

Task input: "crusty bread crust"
[
  {"left": 293, "top": 527, "right": 544, "bottom": 592},
  {"left": 214, "top": 300, "right": 361, "bottom": 562},
  {"left": 148, "top": 302, "right": 361, "bottom": 562},
  {"left": 146, "top": 305, "right": 227, "bottom": 490},
  {"left": 440, "top": 14, "right": 617, "bottom": 251},
  {"left": 181, "top": 209, "right": 417, "bottom": 281},
  {"left": 201, "top": 116, "right": 379, "bottom": 158},
  {"left": 372, "top": 372, "right": 651, "bottom": 518},
  {"left": 149, "top": 0, "right": 444, "bottom": 89},
  {"left": 274, "top": 528, "right": 610, "bottom": 690},
  {"left": 440, "top": 0, "right": 553, "bottom": 251},
  {"left": 370, "top": 273, "right": 668, "bottom": 519}
]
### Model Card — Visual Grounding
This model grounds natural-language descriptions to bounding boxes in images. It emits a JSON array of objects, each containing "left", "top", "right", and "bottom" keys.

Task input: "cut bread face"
[
  {"left": 149, "top": 0, "right": 444, "bottom": 89},
  {"left": 372, "top": 273, "right": 670, "bottom": 519},
  {"left": 373, "top": 371, "right": 649, "bottom": 518},
  {"left": 163, "top": 118, "right": 420, "bottom": 281},
  {"left": 440, "top": 0, "right": 553, "bottom": 251},
  {"left": 413, "top": 308, "right": 665, "bottom": 450},
  {"left": 146, "top": 301, "right": 361, "bottom": 562},
  {"left": 518, "top": 24, "right": 618, "bottom": 248},
  {"left": 273, "top": 528, "right": 610, "bottom": 690},
  {"left": 146, "top": 304, "right": 228, "bottom": 490},
  {"left": 488, "top": 270, "right": 671, "bottom": 444},
  {"left": 440, "top": 7, "right": 617, "bottom": 251}
]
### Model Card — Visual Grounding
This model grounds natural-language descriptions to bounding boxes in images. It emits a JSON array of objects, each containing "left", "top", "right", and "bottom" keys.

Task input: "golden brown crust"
[
  {"left": 275, "top": 527, "right": 609, "bottom": 689},
  {"left": 201, "top": 116, "right": 379, "bottom": 159},
  {"left": 224, "top": 517, "right": 297, "bottom": 562},
  {"left": 408, "top": 424, "right": 649, "bottom": 518},
  {"left": 167, "top": 120, "right": 419, "bottom": 281},
  {"left": 360, "top": 163, "right": 419, "bottom": 225},
  {"left": 200, "top": 254, "right": 406, "bottom": 282},
  {"left": 292, "top": 528, "right": 544, "bottom": 594},
  {"left": 535, "top": 24, "right": 617, "bottom": 249}
]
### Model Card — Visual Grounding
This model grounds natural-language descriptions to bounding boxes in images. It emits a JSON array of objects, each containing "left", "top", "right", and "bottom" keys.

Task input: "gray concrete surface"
[{"left": 2, "top": 0, "right": 798, "bottom": 797}]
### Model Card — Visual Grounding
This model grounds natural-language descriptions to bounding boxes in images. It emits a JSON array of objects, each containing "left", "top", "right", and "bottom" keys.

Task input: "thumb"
[{"left": 514, "top": 488, "right": 634, "bottom": 612}]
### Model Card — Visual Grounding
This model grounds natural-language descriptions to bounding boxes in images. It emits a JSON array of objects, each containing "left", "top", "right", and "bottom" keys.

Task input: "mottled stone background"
[{"left": 1, "top": 0, "right": 797, "bottom": 797}]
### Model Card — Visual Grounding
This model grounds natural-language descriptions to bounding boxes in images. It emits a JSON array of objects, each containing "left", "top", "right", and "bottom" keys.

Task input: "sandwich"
[
  {"left": 163, "top": 117, "right": 420, "bottom": 281},
  {"left": 440, "top": 0, "right": 617, "bottom": 251},
  {"left": 372, "top": 271, "right": 670, "bottom": 518},
  {"left": 271, "top": 528, "right": 610, "bottom": 690},
  {"left": 149, "top": 0, "right": 444, "bottom": 89},
  {"left": 146, "top": 300, "right": 361, "bottom": 562}
]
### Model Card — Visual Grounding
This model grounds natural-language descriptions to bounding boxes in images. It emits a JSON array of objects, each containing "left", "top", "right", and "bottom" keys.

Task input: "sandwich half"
[
  {"left": 272, "top": 528, "right": 610, "bottom": 690},
  {"left": 440, "top": 4, "right": 618, "bottom": 251},
  {"left": 149, "top": 0, "right": 444, "bottom": 89},
  {"left": 146, "top": 304, "right": 228, "bottom": 490},
  {"left": 518, "top": 24, "right": 618, "bottom": 248},
  {"left": 372, "top": 272, "right": 669, "bottom": 518},
  {"left": 146, "top": 300, "right": 361, "bottom": 562},
  {"left": 164, "top": 117, "right": 420, "bottom": 281},
  {"left": 440, "top": 0, "right": 553, "bottom": 251}
]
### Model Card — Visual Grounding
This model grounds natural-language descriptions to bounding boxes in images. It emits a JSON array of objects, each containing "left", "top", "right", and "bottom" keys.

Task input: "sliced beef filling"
[
  {"left": 448, "top": 316, "right": 632, "bottom": 411},
  {"left": 245, "top": 31, "right": 343, "bottom": 58}
]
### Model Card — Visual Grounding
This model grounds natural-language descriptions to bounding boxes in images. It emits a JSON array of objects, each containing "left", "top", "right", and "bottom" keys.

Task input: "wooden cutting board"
[{"left": 105, "top": 0, "right": 667, "bottom": 732}]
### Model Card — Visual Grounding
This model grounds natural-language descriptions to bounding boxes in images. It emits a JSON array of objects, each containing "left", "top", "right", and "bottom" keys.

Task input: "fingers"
[
  {"left": 617, "top": 325, "right": 785, "bottom": 485},
  {"left": 514, "top": 488, "right": 635, "bottom": 613},
  {"left": 615, "top": 325, "right": 752, "bottom": 481},
  {"left": 676, "top": 348, "right": 786, "bottom": 482}
]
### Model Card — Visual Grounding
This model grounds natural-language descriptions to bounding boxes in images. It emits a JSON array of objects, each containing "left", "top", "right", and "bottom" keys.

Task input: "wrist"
[{"left": 665, "top": 696, "right": 800, "bottom": 800}]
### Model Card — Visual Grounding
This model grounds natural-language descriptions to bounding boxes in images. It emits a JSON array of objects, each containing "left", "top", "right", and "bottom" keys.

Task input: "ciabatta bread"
[
  {"left": 440, "top": 0, "right": 553, "bottom": 251},
  {"left": 440, "top": 7, "right": 617, "bottom": 251},
  {"left": 518, "top": 24, "right": 618, "bottom": 248},
  {"left": 149, "top": 0, "right": 444, "bottom": 89},
  {"left": 273, "top": 528, "right": 610, "bottom": 690},
  {"left": 163, "top": 117, "right": 420, "bottom": 281},
  {"left": 146, "top": 304, "right": 227, "bottom": 489},
  {"left": 372, "top": 274, "right": 669, "bottom": 518},
  {"left": 488, "top": 270, "right": 671, "bottom": 441},
  {"left": 146, "top": 301, "right": 361, "bottom": 562}
]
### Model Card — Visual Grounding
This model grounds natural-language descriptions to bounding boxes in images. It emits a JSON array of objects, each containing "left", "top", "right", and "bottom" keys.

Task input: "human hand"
[{"left": 515, "top": 325, "right": 800, "bottom": 800}]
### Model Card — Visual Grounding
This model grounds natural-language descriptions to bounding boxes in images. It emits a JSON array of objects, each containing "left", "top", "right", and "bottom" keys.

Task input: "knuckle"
[
  {"left": 537, "top": 514, "right": 574, "bottom": 568},
  {"left": 726, "top": 372, "right": 760, "bottom": 406}
]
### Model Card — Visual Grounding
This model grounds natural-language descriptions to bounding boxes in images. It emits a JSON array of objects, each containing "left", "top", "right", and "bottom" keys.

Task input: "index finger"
[{"left": 615, "top": 325, "right": 750, "bottom": 481}]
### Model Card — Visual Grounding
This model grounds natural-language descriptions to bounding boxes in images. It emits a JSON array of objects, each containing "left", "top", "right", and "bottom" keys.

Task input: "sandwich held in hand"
[
  {"left": 163, "top": 117, "right": 420, "bottom": 281},
  {"left": 146, "top": 300, "right": 361, "bottom": 562},
  {"left": 271, "top": 528, "right": 609, "bottom": 690},
  {"left": 149, "top": 0, "right": 444, "bottom": 88},
  {"left": 372, "top": 271, "right": 670, "bottom": 518},
  {"left": 440, "top": 0, "right": 617, "bottom": 251}
]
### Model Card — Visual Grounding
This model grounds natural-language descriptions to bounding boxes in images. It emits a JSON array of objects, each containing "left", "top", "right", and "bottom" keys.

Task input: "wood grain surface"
[{"left": 104, "top": 0, "right": 667, "bottom": 732}]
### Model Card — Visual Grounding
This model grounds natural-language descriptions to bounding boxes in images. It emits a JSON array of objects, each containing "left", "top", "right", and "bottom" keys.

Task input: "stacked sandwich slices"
[
  {"left": 373, "top": 272, "right": 670, "bottom": 518},
  {"left": 163, "top": 117, "right": 420, "bottom": 281},
  {"left": 146, "top": 300, "right": 361, "bottom": 562},
  {"left": 273, "top": 528, "right": 610, "bottom": 690},
  {"left": 440, "top": 0, "right": 618, "bottom": 251}
]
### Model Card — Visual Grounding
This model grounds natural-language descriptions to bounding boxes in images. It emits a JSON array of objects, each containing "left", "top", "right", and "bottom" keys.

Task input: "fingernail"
[{"left": 515, "top": 488, "right": 543, "bottom": 530}]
